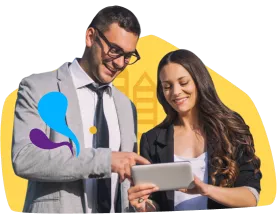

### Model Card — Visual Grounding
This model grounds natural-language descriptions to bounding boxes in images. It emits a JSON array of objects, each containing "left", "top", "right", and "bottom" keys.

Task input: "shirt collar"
[{"left": 69, "top": 58, "right": 113, "bottom": 96}]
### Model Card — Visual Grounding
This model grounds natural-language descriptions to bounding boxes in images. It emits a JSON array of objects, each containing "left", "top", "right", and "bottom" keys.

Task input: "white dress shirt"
[{"left": 69, "top": 59, "right": 121, "bottom": 213}]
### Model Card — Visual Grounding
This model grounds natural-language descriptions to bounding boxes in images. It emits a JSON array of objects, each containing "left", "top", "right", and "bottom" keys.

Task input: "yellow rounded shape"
[{"left": 89, "top": 126, "right": 97, "bottom": 134}]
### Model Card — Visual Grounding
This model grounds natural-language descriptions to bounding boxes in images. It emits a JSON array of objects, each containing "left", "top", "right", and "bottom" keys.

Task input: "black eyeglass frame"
[{"left": 93, "top": 27, "right": 141, "bottom": 65}]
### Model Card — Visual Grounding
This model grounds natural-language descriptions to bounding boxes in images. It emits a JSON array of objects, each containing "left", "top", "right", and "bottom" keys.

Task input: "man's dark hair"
[{"left": 88, "top": 5, "right": 141, "bottom": 36}]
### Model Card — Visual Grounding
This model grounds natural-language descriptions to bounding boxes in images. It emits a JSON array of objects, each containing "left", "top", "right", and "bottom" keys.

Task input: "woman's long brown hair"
[{"left": 157, "top": 49, "right": 261, "bottom": 186}]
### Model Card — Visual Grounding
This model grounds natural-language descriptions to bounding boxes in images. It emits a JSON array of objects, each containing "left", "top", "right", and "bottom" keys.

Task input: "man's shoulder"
[
  {"left": 112, "top": 86, "right": 135, "bottom": 107},
  {"left": 21, "top": 70, "right": 58, "bottom": 85}
]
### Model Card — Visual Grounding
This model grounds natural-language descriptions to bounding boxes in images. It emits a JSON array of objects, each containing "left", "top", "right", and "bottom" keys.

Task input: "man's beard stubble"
[
  {"left": 86, "top": 46, "right": 105, "bottom": 84},
  {"left": 88, "top": 46, "right": 127, "bottom": 84}
]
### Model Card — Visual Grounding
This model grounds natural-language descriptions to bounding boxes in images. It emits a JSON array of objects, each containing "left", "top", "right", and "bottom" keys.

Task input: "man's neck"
[{"left": 78, "top": 57, "right": 100, "bottom": 84}]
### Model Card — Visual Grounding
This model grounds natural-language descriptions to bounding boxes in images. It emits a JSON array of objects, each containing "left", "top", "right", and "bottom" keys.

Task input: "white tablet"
[{"left": 131, "top": 162, "right": 195, "bottom": 191}]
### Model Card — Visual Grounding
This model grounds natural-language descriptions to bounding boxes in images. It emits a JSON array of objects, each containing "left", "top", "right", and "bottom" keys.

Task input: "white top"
[
  {"left": 69, "top": 59, "right": 121, "bottom": 213},
  {"left": 174, "top": 152, "right": 208, "bottom": 210}
]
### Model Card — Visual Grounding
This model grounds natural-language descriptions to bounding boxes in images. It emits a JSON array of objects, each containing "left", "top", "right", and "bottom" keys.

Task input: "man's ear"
[{"left": 85, "top": 27, "right": 97, "bottom": 48}]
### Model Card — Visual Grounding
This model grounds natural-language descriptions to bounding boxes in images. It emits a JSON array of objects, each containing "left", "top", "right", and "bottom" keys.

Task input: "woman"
[{"left": 128, "top": 49, "right": 262, "bottom": 211}]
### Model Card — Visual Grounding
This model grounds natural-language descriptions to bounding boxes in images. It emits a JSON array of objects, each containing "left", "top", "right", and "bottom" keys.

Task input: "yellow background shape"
[{"left": 1, "top": 35, "right": 276, "bottom": 212}]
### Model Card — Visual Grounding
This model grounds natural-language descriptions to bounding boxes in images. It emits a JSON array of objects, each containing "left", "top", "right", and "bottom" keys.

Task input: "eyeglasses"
[{"left": 94, "top": 27, "right": 141, "bottom": 65}]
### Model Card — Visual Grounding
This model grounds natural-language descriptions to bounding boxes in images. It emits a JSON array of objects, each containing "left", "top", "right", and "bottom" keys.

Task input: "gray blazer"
[{"left": 11, "top": 62, "right": 137, "bottom": 213}]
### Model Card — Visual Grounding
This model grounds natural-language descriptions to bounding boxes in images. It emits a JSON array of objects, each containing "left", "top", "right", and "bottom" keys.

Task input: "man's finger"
[
  {"left": 124, "top": 163, "right": 131, "bottom": 180},
  {"left": 129, "top": 158, "right": 136, "bottom": 167},
  {"left": 133, "top": 154, "right": 150, "bottom": 165},
  {"left": 119, "top": 169, "right": 125, "bottom": 183}
]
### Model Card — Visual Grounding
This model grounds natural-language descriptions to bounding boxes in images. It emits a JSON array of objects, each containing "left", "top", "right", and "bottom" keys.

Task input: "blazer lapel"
[
  {"left": 112, "top": 87, "right": 136, "bottom": 212},
  {"left": 112, "top": 87, "right": 135, "bottom": 152},
  {"left": 56, "top": 62, "right": 85, "bottom": 154},
  {"left": 155, "top": 124, "right": 174, "bottom": 163}
]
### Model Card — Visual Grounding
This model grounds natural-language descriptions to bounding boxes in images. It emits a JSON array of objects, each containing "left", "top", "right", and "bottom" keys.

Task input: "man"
[{"left": 12, "top": 5, "right": 149, "bottom": 213}]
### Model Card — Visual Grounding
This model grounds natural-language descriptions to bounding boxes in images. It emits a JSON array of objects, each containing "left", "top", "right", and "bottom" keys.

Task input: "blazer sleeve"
[
  {"left": 12, "top": 77, "right": 112, "bottom": 182},
  {"left": 234, "top": 151, "right": 262, "bottom": 193}
]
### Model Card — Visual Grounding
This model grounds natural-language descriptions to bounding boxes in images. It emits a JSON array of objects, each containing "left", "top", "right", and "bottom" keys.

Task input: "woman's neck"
[{"left": 175, "top": 108, "right": 200, "bottom": 131}]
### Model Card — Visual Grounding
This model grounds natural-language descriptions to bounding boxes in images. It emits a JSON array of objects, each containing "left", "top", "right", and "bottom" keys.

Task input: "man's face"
[{"left": 88, "top": 23, "right": 139, "bottom": 84}]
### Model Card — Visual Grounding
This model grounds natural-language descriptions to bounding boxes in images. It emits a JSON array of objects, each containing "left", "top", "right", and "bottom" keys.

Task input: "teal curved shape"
[{"left": 37, "top": 92, "right": 80, "bottom": 157}]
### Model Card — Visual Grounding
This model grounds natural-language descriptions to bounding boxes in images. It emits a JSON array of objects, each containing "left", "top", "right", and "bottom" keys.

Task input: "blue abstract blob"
[{"left": 38, "top": 92, "right": 80, "bottom": 157}]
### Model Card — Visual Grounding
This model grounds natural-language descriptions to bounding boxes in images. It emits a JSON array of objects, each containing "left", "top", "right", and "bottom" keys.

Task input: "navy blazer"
[{"left": 140, "top": 124, "right": 262, "bottom": 210}]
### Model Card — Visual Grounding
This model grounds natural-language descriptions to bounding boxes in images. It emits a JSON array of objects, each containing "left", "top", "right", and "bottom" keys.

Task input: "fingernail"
[{"left": 154, "top": 187, "right": 159, "bottom": 191}]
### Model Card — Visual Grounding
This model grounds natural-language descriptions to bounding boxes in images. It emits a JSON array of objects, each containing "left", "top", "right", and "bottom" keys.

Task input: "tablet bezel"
[{"left": 131, "top": 162, "right": 195, "bottom": 191}]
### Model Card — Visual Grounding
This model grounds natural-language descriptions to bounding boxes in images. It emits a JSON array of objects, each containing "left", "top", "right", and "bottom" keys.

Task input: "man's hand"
[{"left": 111, "top": 152, "right": 150, "bottom": 182}]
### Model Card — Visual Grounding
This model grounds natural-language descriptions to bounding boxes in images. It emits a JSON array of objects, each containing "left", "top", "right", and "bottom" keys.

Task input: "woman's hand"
[
  {"left": 128, "top": 183, "right": 159, "bottom": 212},
  {"left": 179, "top": 176, "right": 210, "bottom": 196}
]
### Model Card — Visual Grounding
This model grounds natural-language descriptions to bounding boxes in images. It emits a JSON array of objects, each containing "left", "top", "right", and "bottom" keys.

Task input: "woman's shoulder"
[
  {"left": 142, "top": 125, "right": 162, "bottom": 139},
  {"left": 141, "top": 124, "right": 171, "bottom": 144}
]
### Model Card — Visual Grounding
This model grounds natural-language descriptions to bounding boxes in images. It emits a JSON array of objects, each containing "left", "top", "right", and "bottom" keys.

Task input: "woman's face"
[{"left": 160, "top": 62, "right": 198, "bottom": 115}]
